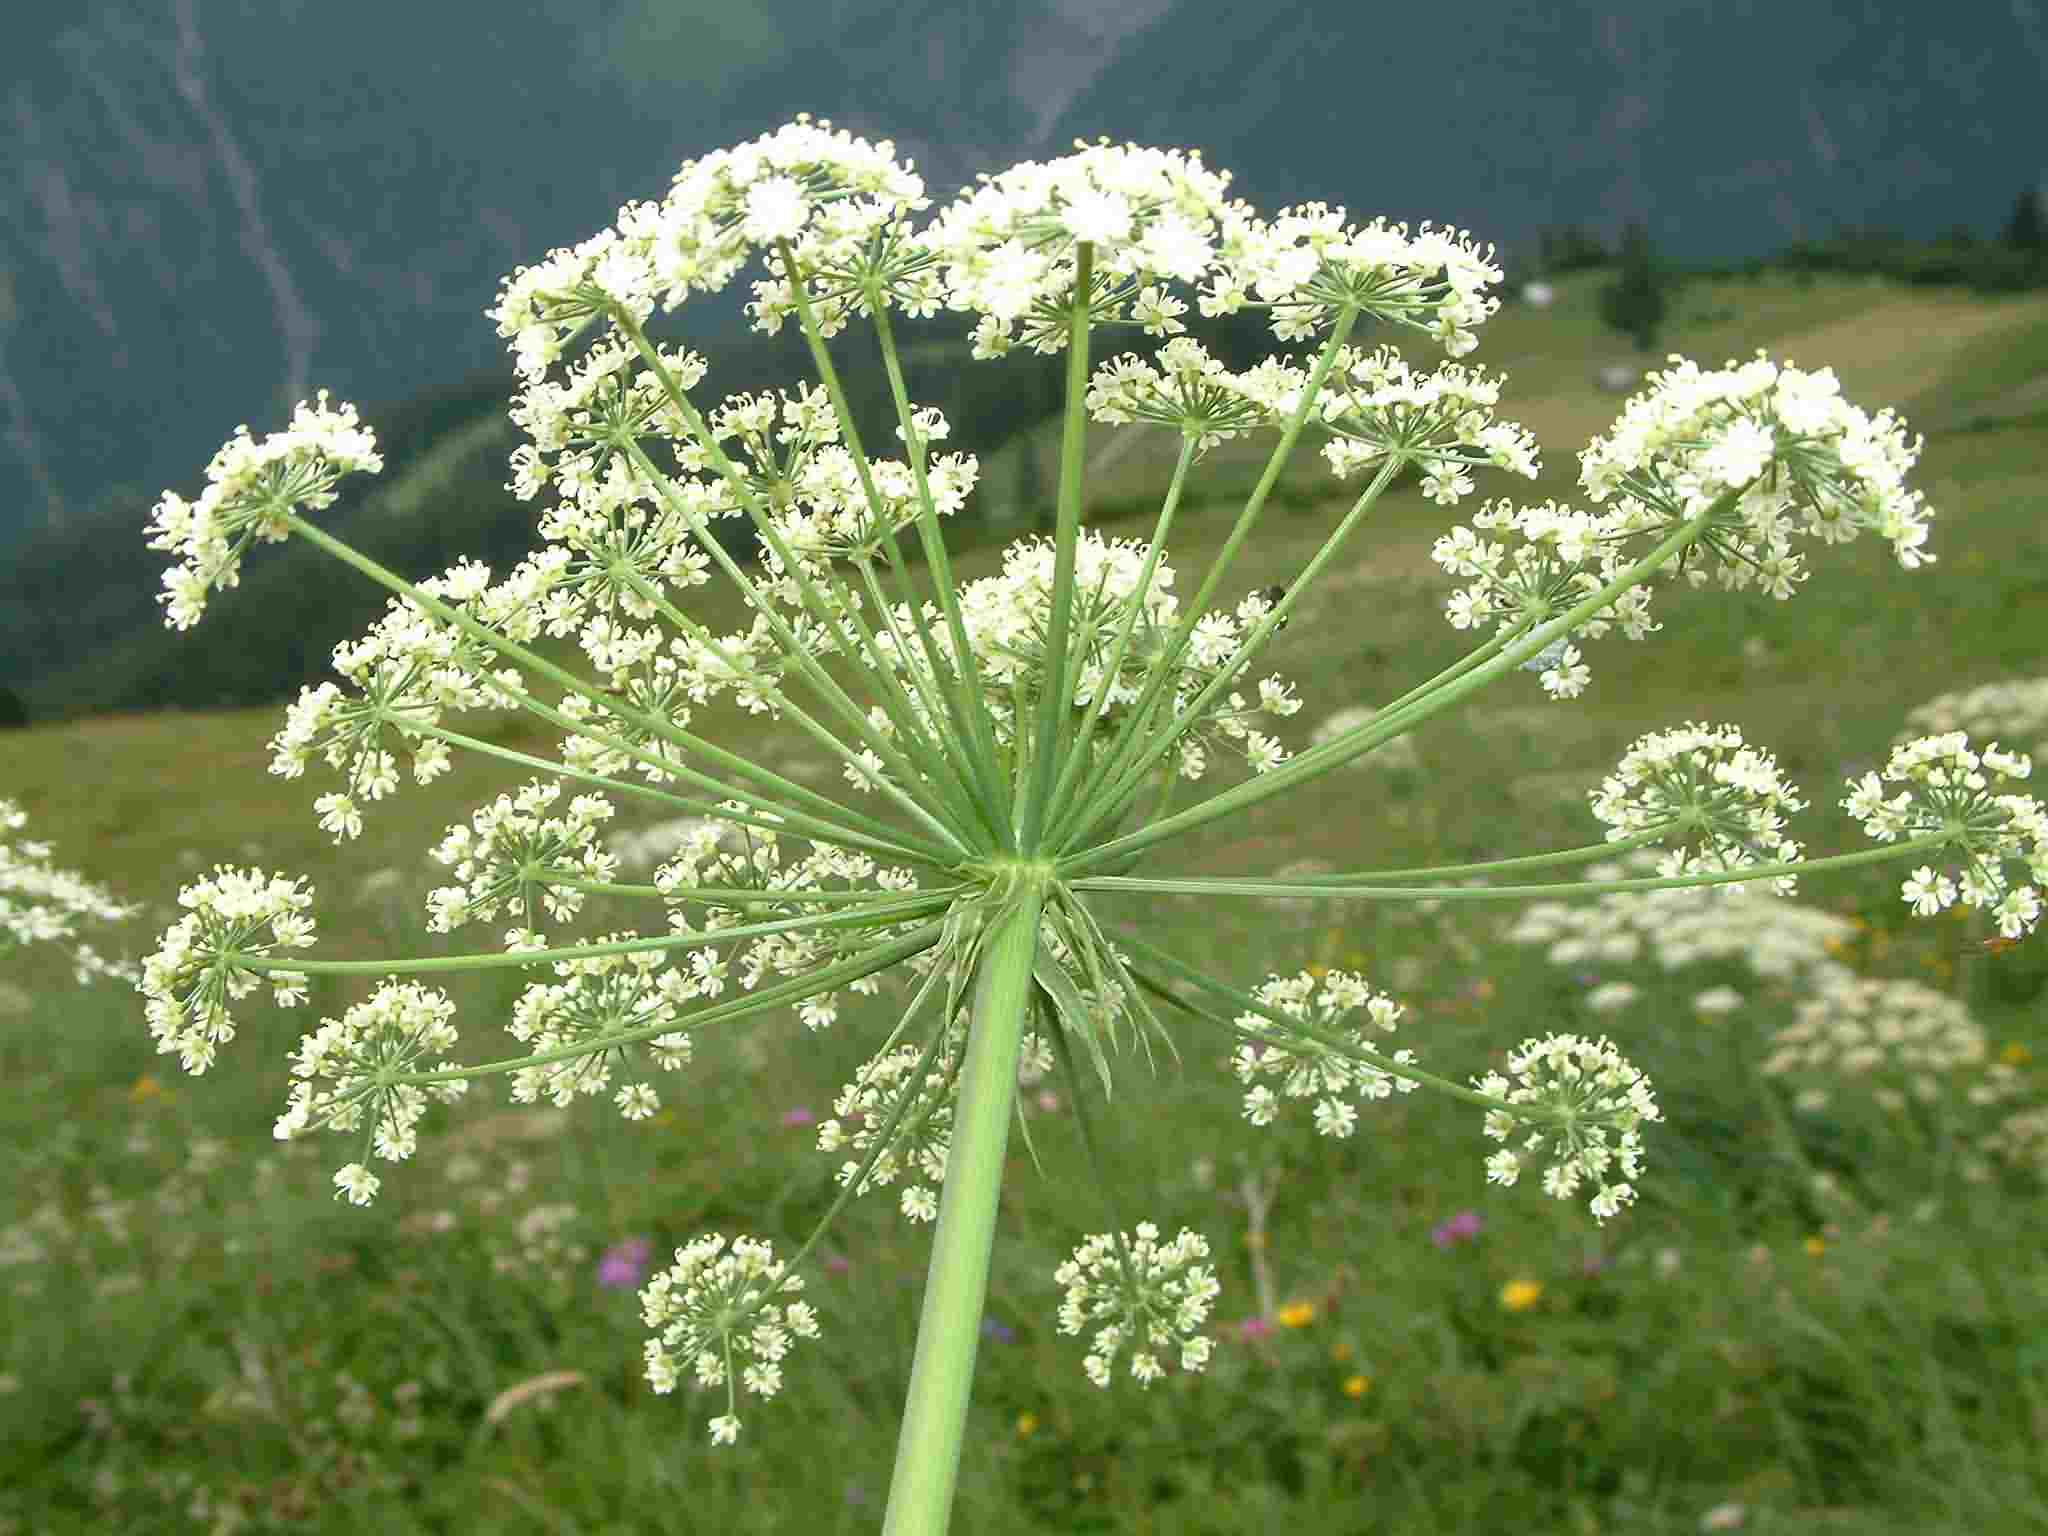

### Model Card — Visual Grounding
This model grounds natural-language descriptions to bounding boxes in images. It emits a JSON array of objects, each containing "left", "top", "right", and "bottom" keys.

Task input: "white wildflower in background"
[
  {"left": 1898, "top": 675, "right": 2048, "bottom": 763},
  {"left": 1055, "top": 1224, "right": 1220, "bottom": 1387},
  {"left": 0, "top": 796, "right": 142, "bottom": 986}
]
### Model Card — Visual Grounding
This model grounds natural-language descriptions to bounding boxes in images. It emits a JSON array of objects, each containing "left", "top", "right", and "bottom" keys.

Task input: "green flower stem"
[
  {"left": 551, "top": 877, "right": 970, "bottom": 906},
  {"left": 781, "top": 245, "right": 1008, "bottom": 825},
  {"left": 1045, "top": 304, "right": 1362, "bottom": 851},
  {"left": 863, "top": 291, "right": 1017, "bottom": 835},
  {"left": 611, "top": 563, "right": 980, "bottom": 860},
  {"left": 606, "top": 317, "right": 974, "bottom": 845},
  {"left": 234, "top": 891, "right": 960, "bottom": 978},
  {"left": 1261, "top": 829, "right": 1669, "bottom": 886},
  {"left": 1112, "top": 927, "right": 1559, "bottom": 1123},
  {"left": 1055, "top": 450, "right": 1405, "bottom": 853},
  {"left": 390, "top": 918, "right": 950, "bottom": 1089},
  {"left": 608, "top": 430, "right": 972, "bottom": 855},
  {"left": 1040, "top": 435, "right": 1199, "bottom": 825},
  {"left": 396, "top": 711, "right": 937, "bottom": 877},
  {"left": 881, "top": 870, "right": 1049, "bottom": 1535},
  {"left": 1072, "top": 832, "right": 1955, "bottom": 903},
  {"left": 1059, "top": 495, "right": 1732, "bottom": 878},
  {"left": 1017, "top": 242, "right": 1098, "bottom": 853},
  {"left": 280, "top": 517, "right": 944, "bottom": 869},
  {"left": 1361, "top": 623, "right": 1521, "bottom": 723}
]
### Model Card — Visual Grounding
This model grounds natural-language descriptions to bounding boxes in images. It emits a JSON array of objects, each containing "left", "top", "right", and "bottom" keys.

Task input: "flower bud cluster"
[
  {"left": 272, "top": 980, "right": 471, "bottom": 1206},
  {"left": 1205, "top": 203, "right": 1502, "bottom": 355},
  {"left": 1589, "top": 722, "right": 1808, "bottom": 894},
  {"left": 425, "top": 778, "right": 619, "bottom": 938},
  {"left": 505, "top": 935, "right": 694, "bottom": 1117},
  {"left": 1473, "top": 1033, "right": 1661, "bottom": 1224},
  {"left": 505, "top": 335, "right": 710, "bottom": 502},
  {"left": 639, "top": 1233, "right": 820, "bottom": 1445},
  {"left": 0, "top": 797, "right": 140, "bottom": 985},
  {"left": 147, "top": 391, "right": 383, "bottom": 630},
  {"left": 1842, "top": 732, "right": 2047, "bottom": 937},
  {"left": 917, "top": 138, "right": 1238, "bottom": 357},
  {"left": 140, "top": 866, "right": 316, "bottom": 1075},
  {"left": 856, "top": 529, "right": 1301, "bottom": 792},
  {"left": 1054, "top": 1223, "right": 1221, "bottom": 1388},
  {"left": 1578, "top": 351, "right": 1936, "bottom": 588},
  {"left": 1230, "top": 967, "right": 1418, "bottom": 1139},
  {"left": 654, "top": 801, "right": 924, "bottom": 1031}
]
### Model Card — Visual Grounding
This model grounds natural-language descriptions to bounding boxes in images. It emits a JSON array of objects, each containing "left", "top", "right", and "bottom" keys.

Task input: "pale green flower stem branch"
[
  {"left": 883, "top": 868, "right": 1049, "bottom": 1536},
  {"left": 1059, "top": 491, "right": 1741, "bottom": 879},
  {"left": 1070, "top": 832, "right": 1957, "bottom": 904},
  {"left": 394, "top": 715, "right": 944, "bottom": 873},
  {"left": 1045, "top": 305, "right": 1367, "bottom": 851},
  {"left": 606, "top": 307, "right": 998, "bottom": 847},
  {"left": 1111, "top": 927, "right": 1606, "bottom": 1126},
  {"left": 1056, "top": 449, "right": 1406, "bottom": 853},
  {"left": 284, "top": 515, "right": 956, "bottom": 868}
]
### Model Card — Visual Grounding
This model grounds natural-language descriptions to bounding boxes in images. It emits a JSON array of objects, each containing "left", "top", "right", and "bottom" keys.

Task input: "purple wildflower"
[
  {"left": 596, "top": 1236, "right": 652, "bottom": 1290},
  {"left": 1430, "top": 1210, "right": 1483, "bottom": 1249}
]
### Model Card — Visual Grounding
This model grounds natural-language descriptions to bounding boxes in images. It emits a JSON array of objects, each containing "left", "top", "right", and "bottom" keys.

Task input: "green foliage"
[
  {"left": 2004, "top": 183, "right": 2045, "bottom": 252},
  {"left": 1597, "top": 223, "right": 1673, "bottom": 353}
]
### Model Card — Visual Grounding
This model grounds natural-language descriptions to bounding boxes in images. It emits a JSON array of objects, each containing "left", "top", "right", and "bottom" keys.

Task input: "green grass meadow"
[{"left": 5, "top": 271, "right": 2048, "bottom": 1533}]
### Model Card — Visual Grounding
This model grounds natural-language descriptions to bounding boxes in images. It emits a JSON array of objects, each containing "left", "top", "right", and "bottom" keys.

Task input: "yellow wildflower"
[
  {"left": 1803, "top": 1235, "right": 1826, "bottom": 1258},
  {"left": 1015, "top": 1412, "right": 1038, "bottom": 1438},
  {"left": 1341, "top": 1374, "right": 1370, "bottom": 1399},
  {"left": 1276, "top": 1300, "right": 1316, "bottom": 1329},
  {"left": 1499, "top": 1278, "right": 1543, "bottom": 1312}
]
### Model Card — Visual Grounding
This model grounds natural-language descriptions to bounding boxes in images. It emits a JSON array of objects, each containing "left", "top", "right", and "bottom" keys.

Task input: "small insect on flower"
[
  {"left": 1959, "top": 933, "right": 2033, "bottom": 962},
  {"left": 1258, "top": 586, "right": 1290, "bottom": 632}
]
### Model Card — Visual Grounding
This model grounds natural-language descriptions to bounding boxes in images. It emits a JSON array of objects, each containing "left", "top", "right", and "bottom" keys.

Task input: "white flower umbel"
[
  {"left": 0, "top": 796, "right": 141, "bottom": 987},
  {"left": 1842, "top": 732, "right": 2047, "bottom": 937},
  {"left": 1473, "top": 1034, "right": 1662, "bottom": 1224},
  {"left": 639, "top": 1233, "right": 820, "bottom": 1444},
  {"left": 1055, "top": 1223, "right": 1220, "bottom": 1387},
  {"left": 139, "top": 115, "right": 1986, "bottom": 1534}
]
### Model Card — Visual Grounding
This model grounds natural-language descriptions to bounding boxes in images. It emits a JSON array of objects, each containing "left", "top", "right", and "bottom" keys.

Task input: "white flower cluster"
[
  {"left": 491, "top": 114, "right": 933, "bottom": 378},
  {"left": 1230, "top": 967, "right": 1418, "bottom": 1139},
  {"left": 608, "top": 815, "right": 747, "bottom": 875},
  {"left": 1313, "top": 344, "right": 1540, "bottom": 496},
  {"left": 1473, "top": 1033, "right": 1662, "bottom": 1224},
  {"left": 654, "top": 801, "right": 923, "bottom": 1031},
  {"left": 1054, "top": 1223, "right": 1221, "bottom": 1388},
  {"left": 918, "top": 138, "right": 1238, "bottom": 358},
  {"left": 639, "top": 1233, "right": 820, "bottom": 1446},
  {"left": 1504, "top": 848, "right": 1857, "bottom": 991},
  {"left": 268, "top": 560, "right": 529, "bottom": 843},
  {"left": 1898, "top": 675, "right": 2048, "bottom": 765},
  {"left": 1083, "top": 337, "right": 1283, "bottom": 457},
  {"left": 1306, "top": 706, "right": 1421, "bottom": 773},
  {"left": 146, "top": 391, "right": 384, "bottom": 630},
  {"left": 140, "top": 865, "right": 316, "bottom": 1075},
  {"left": 1205, "top": 202, "right": 1503, "bottom": 355},
  {"left": 505, "top": 935, "right": 694, "bottom": 1117},
  {"left": 1579, "top": 351, "right": 1936, "bottom": 583},
  {"left": 1431, "top": 497, "right": 1661, "bottom": 700},
  {"left": 815, "top": 1016, "right": 1057, "bottom": 1224},
  {"left": 1589, "top": 722, "right": 1809, "bottom": 895},
  {"left": 1760, "top": 974, "right": 1988, "bottom": 1112},
  {"left": 1841, "top": 732, "right": 2047, "bottom": 938},
  {"left": 0, "top": 797, "right": 139, "bottom": 985},
  {"left": 505, "top": 334, "right": 710, "bottom": 503},
  {"left": 425, "top": 778, "right": 619, "bottom": 940},
  {"left": 272, "top": 980, "right": 472, "bottom": 1206},
  {"left": 858, "top": 528, "right": 1301, "bottom": 791}
]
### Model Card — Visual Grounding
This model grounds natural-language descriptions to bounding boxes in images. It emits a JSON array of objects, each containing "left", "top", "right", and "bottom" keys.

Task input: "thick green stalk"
[{"left": 881, "top": 869, "right": 1049, "bottom": 1535}]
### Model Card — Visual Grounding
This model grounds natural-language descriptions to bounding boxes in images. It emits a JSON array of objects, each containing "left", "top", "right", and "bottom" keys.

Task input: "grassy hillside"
[{"left": 3, "top": 272, "right": 2046, "bottom": 1533}]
